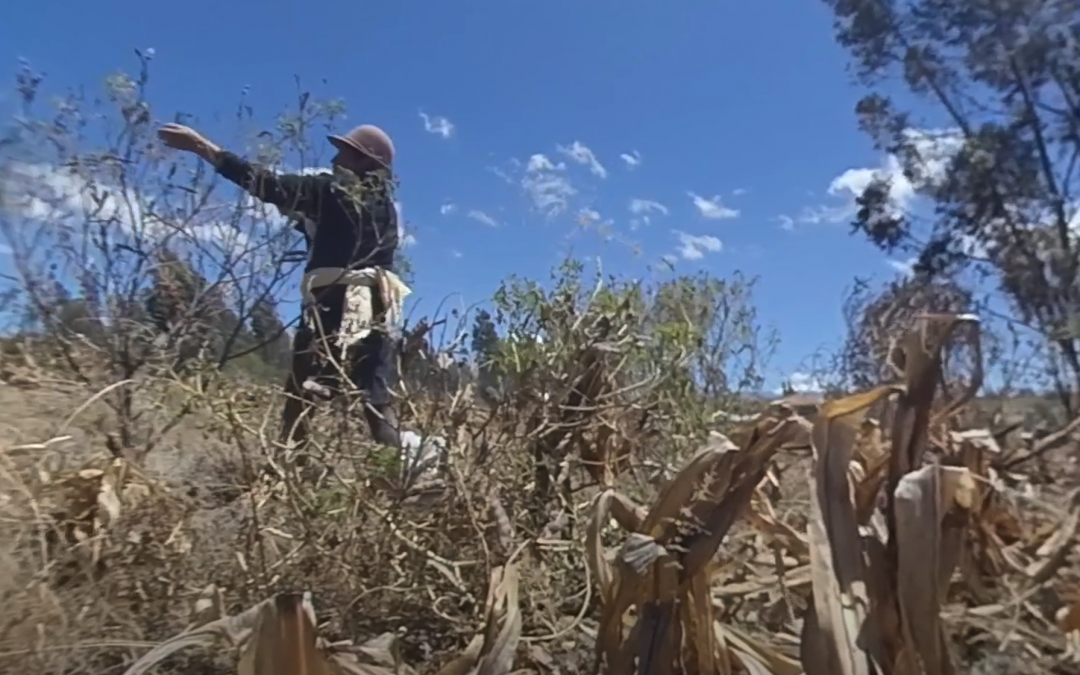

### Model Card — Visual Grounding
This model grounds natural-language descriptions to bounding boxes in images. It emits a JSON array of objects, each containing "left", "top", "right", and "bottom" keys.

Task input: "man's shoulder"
[
  {"left": 329, "top": 172, "right": 395, "bottom": 210},
  {"left": 290, "top": 169, "right": 336, "bottom": 186}
]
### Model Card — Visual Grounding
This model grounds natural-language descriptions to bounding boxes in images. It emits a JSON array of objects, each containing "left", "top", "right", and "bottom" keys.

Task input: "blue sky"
[{"left": 0, "top": 0, "right": 928, "bottom": 386}]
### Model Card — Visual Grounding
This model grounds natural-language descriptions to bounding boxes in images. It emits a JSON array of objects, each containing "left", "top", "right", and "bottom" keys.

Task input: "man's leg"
[
  {"left": 280, "top": 288, "right": 346, "bottom": 448},
  {"left": 350, "top": 330, "right": 401, "bottom": 448},
  {"left": 280, "top": 327, "right": 317, "bottom": 449}
]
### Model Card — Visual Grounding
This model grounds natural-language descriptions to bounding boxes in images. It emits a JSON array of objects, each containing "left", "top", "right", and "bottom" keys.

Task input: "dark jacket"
[{"left": 216, "top": 152, "right": 398, "bottom": 274}]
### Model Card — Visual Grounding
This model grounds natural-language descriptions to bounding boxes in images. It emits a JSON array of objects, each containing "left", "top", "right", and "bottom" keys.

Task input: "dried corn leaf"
[
  {"left": 802, "top": 386, "right": 897, "bottom": 675},
  {"left": 632, "top": 562, "right": 681, "bottom": 675},
  {"left": 432, "top": 635, "right": 486, "bottom": 675},
  {"left": 894, "top": 464, "right": 976, "bottom": 675},
  {"left": 680, "top": 416, "right": 809, "bottom": 580},
  {"left": 948, "top": 429, "right": 1001, "bottom": 455},
  {"left": 237, "top": 593, "right": 331, "bottom": 675},
  {"left": 1026, "top": 496, "right": 1079, "bottom": 586},
  {"left": 639, "top": 442, "right": 731, "bottom": 541},
  {"left": 680, "top": 571, "right": 715, "bottom": 675},
  {"left": 473, "top": 565, "right": 522, "bottom": 675},
  {"left": 333, "top": 633, "right": 413, "bottom": 675},
  {"left": 434, "top": 565, "right": 522, "bottom": 675},
  {"left": 121, "top": 596, "right": 270, "bottom": 675},
  {"left": 587, "top": 489, "right": 647, "bottom": 605},
  {"left": 120, "top": 573, "right": 517, "bottom": 675},
  {"left": 1060, "top": 600, "right": 1080, "bottom": 633},
  {"left": 593, "top": 441, "right": 728, "bottom": 674},
  {"left": 594, "top": 414, "right": 810, "bottom": 675},
  {"left": 721, "top": 622, "right": 802, "bottom": 675},
  {"left": 887, "top": 315, "right": 981, "bottom": 522},
  {"left": 745, "top": 508, "right": 809, "bottom": 559},
  {"left": 188, "top": 583, "right": 226, "bottom": 630}
]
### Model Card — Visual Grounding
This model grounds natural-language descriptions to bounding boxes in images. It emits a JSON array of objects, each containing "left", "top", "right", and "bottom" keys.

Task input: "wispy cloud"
[
  {"left": 419, "top": 111, "right": 455, "bottom": 139},
  {"left": 688, "top": 192, "right": 740, "bottom": 220},
  {"left": 467, "top": 209, "right": 501, "bottom": 227},
  {"left": 575, "top": 207, "right": 620, "bottom": 241},
  {"left": 578, "top": 207, "right": 603, "bottom": 225},
  {"left": 674, "top": 230, "right": 722, "bottom": 260},
  {"left": 450, "top": 249, "right": 463, "bottom": 259},
  {"left": 557, "top": 141, "right": 607, "bottom": 179},
  {"left": 520, "top": 153, "right": 576, "bottom": 216},
  {"left": 629, "top": 198, "right": 668, "bottom": 216},
  {"left": 620, "top": 150, "right": 642, "bottom": 169},
  {"left": 628, "top": 198, "right": 668, "bottom": 230},
  {"left": 887, "top": 257, "right": 916, "bottom": 275},
  {"left": 440, "top": 202, "right": 457, "bottom": 215}
]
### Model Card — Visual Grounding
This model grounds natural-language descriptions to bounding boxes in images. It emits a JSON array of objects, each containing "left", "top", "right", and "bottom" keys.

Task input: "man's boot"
[{"left": 363, "top": 402, "right": 401, "bottom": 448}]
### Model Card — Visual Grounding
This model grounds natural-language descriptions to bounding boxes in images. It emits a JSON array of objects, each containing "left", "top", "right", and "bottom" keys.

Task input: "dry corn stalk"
[
  {"left": 587, "top": 410, "right": 810, "bottom": 675},
  {"left": 800, "top": 314, "right": 983, "bottom": 675},
  {"left": 121, "top": 564, "right": 522, "bottom": 675}
]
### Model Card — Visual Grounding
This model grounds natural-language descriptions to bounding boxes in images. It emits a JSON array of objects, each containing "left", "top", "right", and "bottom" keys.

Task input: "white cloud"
[
  {"left": 732, "top": 188, "right": 747, "bottom": 196},
  {"left": 520, "top": 153, "right": 576, "bottom": 216},
  {"left": 527, "top": 154, "right": 560, "bottom": 172},
  {"left": 440, "top": 202, "right": 457, "bottom": 215},
  {"left": 557, "top": 141, "right": 608, "bottom": 179},
  {"left": 797, "top": 127, "right": 963, "bottom": 226},
  {"left": 0, "top": 162, "right": 253, "bottom": 257},
  {"left": 688, "top": 192, "right": 740, "bottom": 220},
  {"left": 793, "top": 126, "right": 1080, "bottom": 265},
  {"left": 784, "top": 372, "right": 823, "bottom": 394},
  {"left": 578, "top": 207, "right": 602, "bottom": 224},
  {"left": 674, "top": 231, "right": 722, "bottom": 260},
  {"left": 887, "top": 257, "right": 916, "bottom": 275},
  {"left": 450, "top": 249, "right": 463, "bottom": 259},
  {"left": 419, "top": 111, "right": 455, "bottom": 139},
  {"left": 394, "top": 201, "right": 415, "bottom": 247},
  {"left": 620, "top": 151, "right": 642, "bottom": 169},
  {"left": 777, "top": 215, "right": 795, "bottom": 231},
  {"left": 467, "top": 209, "right": 500, "bottom": 227}
]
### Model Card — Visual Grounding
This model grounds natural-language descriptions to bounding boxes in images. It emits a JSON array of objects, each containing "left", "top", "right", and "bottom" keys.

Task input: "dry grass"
[{"left": 1, "top": 314, "right": 1079, "bottom": 675}]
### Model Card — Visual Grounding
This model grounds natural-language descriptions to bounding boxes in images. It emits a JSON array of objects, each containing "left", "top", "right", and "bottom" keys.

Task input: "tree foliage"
[
  {"left": 824, "top": 0, "right": 1080, "bottom": 406},
  {"left": 487, "top": 260, "right": 776, "bottom": 427},
  {"left": 469, "top": 308, "right": 502, "bottom": 395}
]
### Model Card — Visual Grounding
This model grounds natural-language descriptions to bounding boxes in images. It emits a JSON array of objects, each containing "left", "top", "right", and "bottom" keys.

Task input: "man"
[{"left": 157, "top": 121, "right": 407, "bottom": 449}]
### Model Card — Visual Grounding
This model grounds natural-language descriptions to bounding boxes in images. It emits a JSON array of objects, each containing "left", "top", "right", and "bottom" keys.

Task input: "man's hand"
[{"left": 157, "top": 123, "right": 222, "bottom": 164}]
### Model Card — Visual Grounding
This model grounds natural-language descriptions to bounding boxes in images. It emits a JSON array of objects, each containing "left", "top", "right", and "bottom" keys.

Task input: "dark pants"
[{"left": 280, "top": 284, "right": 401, "bottom": 450}]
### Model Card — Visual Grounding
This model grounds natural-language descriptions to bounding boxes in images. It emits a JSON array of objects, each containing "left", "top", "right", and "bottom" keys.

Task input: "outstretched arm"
[
  {"left": 213, "top": 151, "right": 321, "bottom": 217},
  {"left": 157, "top": 123, "right": 321, "bottom": 217}
]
